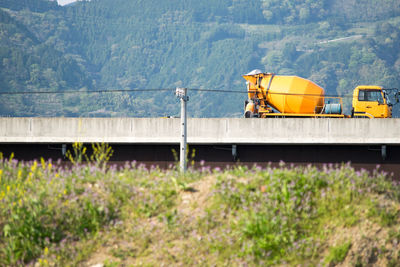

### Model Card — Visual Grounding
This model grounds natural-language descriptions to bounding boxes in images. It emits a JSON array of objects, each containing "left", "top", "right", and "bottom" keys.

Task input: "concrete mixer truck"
[{"left": 243, "top": 70, "right": 399, "bottom": 118}]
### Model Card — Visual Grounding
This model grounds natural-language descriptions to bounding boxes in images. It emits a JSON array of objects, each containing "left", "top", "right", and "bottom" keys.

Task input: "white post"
[{"left": 176, "top": 88, "right": 189, "bottom": 172}]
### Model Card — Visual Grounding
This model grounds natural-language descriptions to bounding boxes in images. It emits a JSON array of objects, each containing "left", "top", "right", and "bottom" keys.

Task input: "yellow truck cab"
[{"left": 352, "top": 86, "right": 392, "bottom": 118}]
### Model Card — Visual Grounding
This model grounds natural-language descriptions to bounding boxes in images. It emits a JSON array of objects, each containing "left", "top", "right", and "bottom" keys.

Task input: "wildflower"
[
  {"left": 41, "top": 158, "right": 46, "bottom": 169},
  {"left": 31, "top": 160, "right": 37, "bottom": 173}
]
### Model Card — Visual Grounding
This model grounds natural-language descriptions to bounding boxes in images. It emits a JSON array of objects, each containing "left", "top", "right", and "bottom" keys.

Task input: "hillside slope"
[{"left": 0, "top": 0, "right": 399, "bottom": 117}]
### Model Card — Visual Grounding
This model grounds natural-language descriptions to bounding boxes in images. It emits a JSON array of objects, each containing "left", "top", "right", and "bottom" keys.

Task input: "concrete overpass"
[
  {"left": 0, "top": 118, "right": 399, "bottom": 176},
  {"left": 1, "top": 117, "right": 399, "bottom": 144}
]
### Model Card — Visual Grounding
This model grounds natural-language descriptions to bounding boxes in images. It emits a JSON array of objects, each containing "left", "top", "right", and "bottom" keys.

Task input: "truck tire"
[{"left": 245, "top": 111, "right": 253, "bottom": 118}]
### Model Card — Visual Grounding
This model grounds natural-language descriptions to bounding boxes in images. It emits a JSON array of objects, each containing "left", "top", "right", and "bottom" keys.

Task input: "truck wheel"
[{"left": 244, "top": 111, "right": 253, "bottom": 118}]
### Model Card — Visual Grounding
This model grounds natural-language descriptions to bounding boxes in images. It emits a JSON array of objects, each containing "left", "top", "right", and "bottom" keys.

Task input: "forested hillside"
[{"left": 0, "top": 0, "right": 400, "bottom": 117}]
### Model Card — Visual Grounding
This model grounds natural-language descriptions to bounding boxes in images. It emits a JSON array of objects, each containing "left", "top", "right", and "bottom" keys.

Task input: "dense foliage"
[{"left": 0, "top": 0, "right": 399, "bottom": 117}]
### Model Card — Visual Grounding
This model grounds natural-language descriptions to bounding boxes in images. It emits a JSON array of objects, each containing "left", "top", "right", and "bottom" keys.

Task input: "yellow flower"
[
  {"left": 48, "top": 163, "right": 52, "bottom": 171},
  {"left": 7, "top": 185, "right": 10, "bottom": 192},
  {"left": 31, "top": 161, "right": 37, "bottom": 173},
  {"left": 17, "top": 170, "right": 22, "bottom": 180},
  {"left": 40, "top": 158, "right": 46, "bottom": 170},
  {"left": 44, "top": 247, "right": 49, "bottom": 255},
  {"left": 26, "top": 173, "right": 32, "bottom": 184}
]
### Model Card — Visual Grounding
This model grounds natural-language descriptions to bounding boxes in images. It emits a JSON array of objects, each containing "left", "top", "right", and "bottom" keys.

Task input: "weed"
[
  {"left": 387, "top": 228, "right": 400, "bottom": 243},
  {"left": 111, "top": 247, "right": 137, "bottom": 259},
  {"left": 388, "top": 258, "right": 400, "bottom": 267},
  {"left": 104, "top": 259, "right": 121, "bottom": 267},
  {"left": 171, "top": 146, "right": 196, "bottom": 170},
  {"left": 171, "top": 176, "right": 189, "bottom": 191},
  {"left": 325, "top": 241, "right": 351, "bottom": 265},
  {"left": 90, "top": 143, "right": 114, "bottom": 169},
  {"left": 368, "top": 201, "right": 399, "bottom": 227},
  {"left": 66, "top": 142, "right": 113, "bottom": 168},
  {"left": 162, "top": 209, "right": 178, "bottom": 228},
  {"left": 66, "top": 142, "right": 87, "bottom": 165}
]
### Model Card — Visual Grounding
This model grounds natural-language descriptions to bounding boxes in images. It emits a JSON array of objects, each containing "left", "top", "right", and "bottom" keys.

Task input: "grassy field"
[{"left": 0, "top": 149, "right": 400, "bottom": 266}]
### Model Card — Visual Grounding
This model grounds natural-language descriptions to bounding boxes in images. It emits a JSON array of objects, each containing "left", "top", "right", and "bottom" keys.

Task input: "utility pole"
[{"left": 175, "top": 88, "right": 189, "bottom": 172}]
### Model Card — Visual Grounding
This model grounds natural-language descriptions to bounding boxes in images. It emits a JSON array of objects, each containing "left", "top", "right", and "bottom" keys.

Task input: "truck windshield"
[{"left": 358, "top": 90, "right": 384, "bottom": 103}]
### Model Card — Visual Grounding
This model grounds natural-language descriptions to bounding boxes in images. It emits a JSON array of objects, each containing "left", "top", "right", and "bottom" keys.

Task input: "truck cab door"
[{"left": 355, "top": 89, "right": 387, "bottom": 118}]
